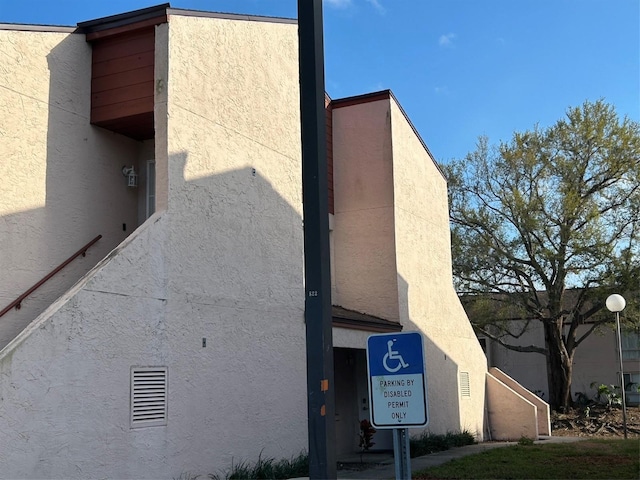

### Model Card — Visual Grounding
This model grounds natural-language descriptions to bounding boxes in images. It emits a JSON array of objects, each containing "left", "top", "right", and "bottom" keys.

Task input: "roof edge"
[
  {"left": 167, "top": 8, "right": 297, "bottom": 24},
  {"left": 0, "top": 23, "right": 77, "bottom": 33},
  {"left": 330, "top": 89, "right": 392, "bottom": 109},
  {"left": 77, "top": 3, "right": 170, "bottom": 31},
  {"left": 331, "top": 89, "right": 446, "bottom": 180},
  {"left": 331, "top": 305, "right": 403, "bottom": 333},
  {"left": 387, "top": 90, "right": 446, "bottom": 180},
  {"left": 333, "top": 318, "right": 403, "bottom": 333}
]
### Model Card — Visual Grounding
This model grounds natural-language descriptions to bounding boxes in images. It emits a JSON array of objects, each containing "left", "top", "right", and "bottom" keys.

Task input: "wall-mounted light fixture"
[{"left": 122, "top": 166, "right": 138, "bottom": 188}]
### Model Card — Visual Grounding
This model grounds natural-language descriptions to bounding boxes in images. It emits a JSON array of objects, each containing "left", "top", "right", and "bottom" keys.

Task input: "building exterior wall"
[
  {"left": 0, "top": 14, "right": 306, "bottom": 479},
  {"left": 331, "top": 95, "right": 487, "bottom": 439},
  {"left": 389, "top": 99, "right": 487, "bottom": 438},
  {"left": 0, "top": 8, "right": 507, "bottom": 476},
  {"left": 331, "top": 99, "right": 400, "bottom": 322},
  {"left": 0, "top": 216, "right": 170, "bottom": 479},
  {"left": 0, "top": 28, "right": 142, "bottom": 350},
  {"left": 162, "top": 13, "right": 307, "bottom": 467},
  {"left": 486, "top": 320, "right": 637, "bottom": 404}
]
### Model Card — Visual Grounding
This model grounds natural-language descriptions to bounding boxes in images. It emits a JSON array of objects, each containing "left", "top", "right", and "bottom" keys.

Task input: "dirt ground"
[{"left": 551, "top": 404, "right": 640, "bottom": 437}]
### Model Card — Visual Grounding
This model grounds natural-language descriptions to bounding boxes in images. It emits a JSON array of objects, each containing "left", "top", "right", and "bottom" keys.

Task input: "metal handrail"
[{"left": 0, "top": 234, "right": 102, "bottom": 318}]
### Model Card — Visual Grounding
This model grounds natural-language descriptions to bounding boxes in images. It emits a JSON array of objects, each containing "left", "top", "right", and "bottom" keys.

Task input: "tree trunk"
[{"left": 544, "top": 321, "right": 574, "bottom": 411}]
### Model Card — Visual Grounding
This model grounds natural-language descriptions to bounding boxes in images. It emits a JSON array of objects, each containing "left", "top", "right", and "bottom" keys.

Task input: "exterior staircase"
[{"left": 486, "top": 367, "right": 551, "bottom": 440}]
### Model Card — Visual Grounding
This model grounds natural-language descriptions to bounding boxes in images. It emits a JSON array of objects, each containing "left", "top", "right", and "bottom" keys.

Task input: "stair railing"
[{"left": 0, "top": 234, "right": 102, "bottom": 318}]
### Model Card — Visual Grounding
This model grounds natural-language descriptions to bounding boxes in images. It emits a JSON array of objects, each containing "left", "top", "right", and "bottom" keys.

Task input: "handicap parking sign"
[{"left": 366, "top": 332, "right": 428, "bottom": 428}]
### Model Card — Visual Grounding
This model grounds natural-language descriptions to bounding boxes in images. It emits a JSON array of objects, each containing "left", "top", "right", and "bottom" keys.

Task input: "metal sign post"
[
  {"left": 392, "top": 428, "right": 412, "bottom": 480},
  {"left": 366, "top": 332, "right": 428, "bottom": 480}
]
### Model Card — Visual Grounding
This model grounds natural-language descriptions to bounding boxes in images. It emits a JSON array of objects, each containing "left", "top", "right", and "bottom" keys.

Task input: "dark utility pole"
[{"left": 297, "top": 1, "right": 336, "bottom": 478}]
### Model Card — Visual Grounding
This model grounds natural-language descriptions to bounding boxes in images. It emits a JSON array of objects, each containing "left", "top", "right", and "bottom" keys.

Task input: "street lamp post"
[{"left": 605, "top": 294, "right": 628, "bottom": 439}]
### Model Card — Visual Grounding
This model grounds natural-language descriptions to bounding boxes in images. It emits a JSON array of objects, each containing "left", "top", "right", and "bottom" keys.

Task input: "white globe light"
[{"left": 606, "top": 294, "right": 626, "bottom": 313}]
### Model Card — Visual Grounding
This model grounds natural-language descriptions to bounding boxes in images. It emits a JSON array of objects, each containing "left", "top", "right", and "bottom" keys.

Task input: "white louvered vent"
[
  {"left": 131, "top": 367, "right": 167, "bottom": 428},
  {"left": 460, "top": 371, "right": 471, "bottom": 397}
]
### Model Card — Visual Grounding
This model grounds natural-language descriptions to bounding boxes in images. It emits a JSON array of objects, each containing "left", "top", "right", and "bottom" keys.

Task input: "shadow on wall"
[
  {"left": 0, "top": 34, "right": 144, "bottom": 349},
  {"left": 163, "top": 152, "right": 304, "bottom": 304},
  {"left": 0, "top": 150, "right": 307, "bottom": 478},
  {"left": 139, "top": 152, "right": 307, "bottom": 471},
  {"left": 396, "top": 275, "right": 467, "bottom": 437}
]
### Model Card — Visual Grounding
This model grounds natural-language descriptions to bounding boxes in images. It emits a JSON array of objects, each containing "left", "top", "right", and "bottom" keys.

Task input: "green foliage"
[
  {"left": 446, "top": 100, "right": 640, "bottom": 409},
  {"left": 414, "top": 439, "right": 639, "bottom": 479},
  {"left": 410, "top": 430, "right": 476, "bottom": 458},
  {"left": 518, "top": 436, "right": 535, "bottom": 446},
  {"left": 590, "top": 382, "right": 622, "bottom": 406},
  {"left": 209, "top": 451, "right": 308, "bottom": 480}
]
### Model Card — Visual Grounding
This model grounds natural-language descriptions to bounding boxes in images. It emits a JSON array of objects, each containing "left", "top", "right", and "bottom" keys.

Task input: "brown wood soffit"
[
  {"left": 79, "top": 4, "right": 167, "bottom": 141},
  {"left": 332, "top": 305, "right": 402, "bottom": 333}
]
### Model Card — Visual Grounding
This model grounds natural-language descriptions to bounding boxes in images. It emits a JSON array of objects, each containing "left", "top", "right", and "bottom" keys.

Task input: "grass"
[
  {"left": 414, "top": 439, "right": 640, "bottom": 479},
  {"left": 209, "top": 451, "right": 308, "bottom": 480},
  {"left": 410, "top": 430, "right": 476, "bottom": 458}
]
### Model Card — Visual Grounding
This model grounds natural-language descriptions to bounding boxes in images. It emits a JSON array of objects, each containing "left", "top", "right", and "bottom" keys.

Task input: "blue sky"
[{"left": 1, "top": 0, "right": 638, "bottom": 163}]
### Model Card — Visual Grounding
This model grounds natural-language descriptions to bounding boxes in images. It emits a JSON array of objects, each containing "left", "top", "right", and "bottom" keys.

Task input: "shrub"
[
  {"left": 590, "top": 382, "right": 622, "bottom": 407},
  {"left": 518, "top": 436, "right": 534, "bottom": 446},
  {"left": 210, "top": 451, "right": 308, "bottom": 480},
  {"left": 409, "top": 430, "right": 475, "bottom": 458}
]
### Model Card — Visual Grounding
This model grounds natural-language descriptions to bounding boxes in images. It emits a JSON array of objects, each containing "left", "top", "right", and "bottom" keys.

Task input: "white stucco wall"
[
  {"left": 0, "top": 28, "right": 142, "bottom": 349},
  {"left": 161, "top": 13, "right": 307, "bottom": 469},
  {"left": 388, "top": 98, "right": 487, "bottom": 438},
  {"left": 330, "top": 95, "right": 486, "bottom": 439},
  {"left": 0, "top": 14, "right": 306, "bottom": 479},
  {"left": 331, "top": 99, "right": 400, "bottom": 322},
  {"left": 0, "top": 215, "right": 170, "bottom": 478}
]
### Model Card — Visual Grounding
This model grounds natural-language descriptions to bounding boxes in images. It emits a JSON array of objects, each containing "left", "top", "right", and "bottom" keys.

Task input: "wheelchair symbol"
[{"left": 383, "top": 339, "right": 409, "bottom": 373}]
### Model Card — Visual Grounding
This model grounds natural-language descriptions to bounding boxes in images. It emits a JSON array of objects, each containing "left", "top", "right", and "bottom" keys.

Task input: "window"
[
  {"left": 623, "top": 372, "right": 640, "bottom": 406},
  {"left": 621, "top": 330, "right": 640, "bottom": 360},
  {"left": 146, "top": 160, "right": 156, "bottom": 218}
]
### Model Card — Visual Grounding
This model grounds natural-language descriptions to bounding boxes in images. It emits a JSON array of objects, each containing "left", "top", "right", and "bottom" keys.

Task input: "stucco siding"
[
  {"left": 0, "top": 215, "right": 170, "bottom": 478},
  {"left": 389, "top": 99, "right": 487, "bottom": 438},
  {"left": 486, "top": 373, "right": 538, "bottom": 440},
  {"left": 331, "top": 99, "right": 400, "bottom": 322},
  {"left": 0, "top": 14, "right": 306, "bottom": 478},
  {"left": 0, "top": 29, "right": 142, "bottom": 349},
  {"left": 163, "top": 14, "right": 307, "bottom": 471}
]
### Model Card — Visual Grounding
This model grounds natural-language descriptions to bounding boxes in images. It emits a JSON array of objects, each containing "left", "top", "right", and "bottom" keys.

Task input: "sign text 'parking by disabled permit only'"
[{"left": 366, "top": 332, "right": 428, "bottom": 428}]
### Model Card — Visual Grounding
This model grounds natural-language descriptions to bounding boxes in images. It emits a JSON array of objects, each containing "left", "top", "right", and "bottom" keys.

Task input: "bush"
[
  {"left": 518, "top": 436, "right": 534, "bottom": 446},
  {"left": 590, "top": 382, "right": 622, "bottom": 407},
  {"left": 409, "top": 430, "right": 476, "bottom": 458},
  {"left": 210, "top": 451, "right": 308, "bottom": 480}
]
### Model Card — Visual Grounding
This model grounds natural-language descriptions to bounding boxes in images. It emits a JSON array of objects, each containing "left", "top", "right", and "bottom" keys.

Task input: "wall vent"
[
  {"left": 460, "top": 371, "right": 471, "bottom": 397},
  {"left": 131, "top": 366, "right": 168, "bottom": 428}
]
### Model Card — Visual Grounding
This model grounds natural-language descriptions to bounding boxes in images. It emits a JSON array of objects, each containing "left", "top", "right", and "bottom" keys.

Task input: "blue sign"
[{"left": 366, "top": 332, "right": 428, "bottom": 428}]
